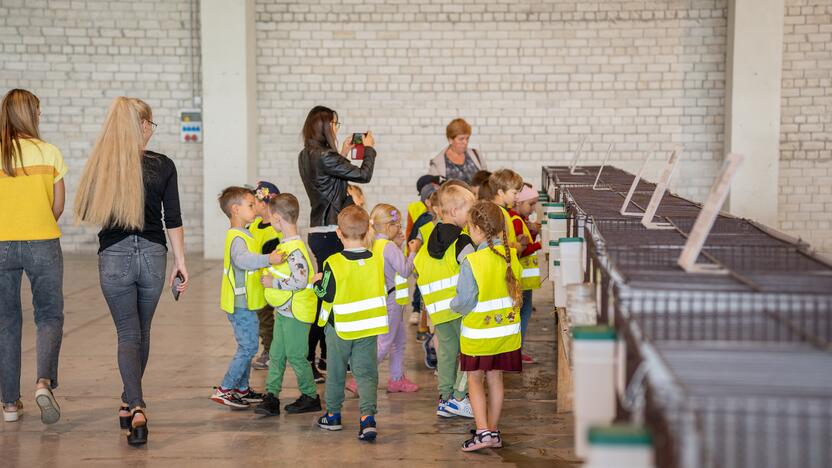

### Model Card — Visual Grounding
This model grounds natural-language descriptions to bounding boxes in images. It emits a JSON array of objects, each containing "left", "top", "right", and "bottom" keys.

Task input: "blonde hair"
[
  {"left": 75, "top": 97, "right": 149, "bottom": 230},
  {"left": 0, "top": 89, "right": 40, "bottom": 177},
  {"left": 446, "top": 118, "right": 472, "bottom": 140},
  {"left": 438, "top": 184, "right": 475, "bottom": 219},
  {"left": 268, "top": 193, "right": 300, "bottom": 224},
  {"left": 218, "top": 186, "right": 254, "bottom": 219},
  {"left": 368, "top": 203, "right": 401, "bottom": 240},
  {"left": 468, "top": 200, "right": 522, "bottom": 309},
  {"left": 489, "top": 168, "right": 524, "bottom": 194},
  {"left": 337, "top": 205, "right": 370, "bottom": 241}
]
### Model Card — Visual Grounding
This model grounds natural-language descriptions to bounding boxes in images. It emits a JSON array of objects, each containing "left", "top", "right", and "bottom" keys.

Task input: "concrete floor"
[{"left": 0, "top": 254, "right": 577, "bottom": 467}]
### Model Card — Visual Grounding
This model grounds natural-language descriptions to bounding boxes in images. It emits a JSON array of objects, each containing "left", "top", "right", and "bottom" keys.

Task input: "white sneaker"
[
  {"left": 35, "top": 387, "right": 61, "bottom": 424},
  {"left": 408, "top": 311, "right": 420, "bottom": 325},
  {"left": 445, "top": 396, "right": 474, "bottom": 418},
  {"left": 3, "top": 401, "right": 22, "bottom": 422}
]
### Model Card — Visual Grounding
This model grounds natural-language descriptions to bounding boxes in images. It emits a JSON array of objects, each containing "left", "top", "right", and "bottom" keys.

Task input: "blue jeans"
[
  {"left": 0, "top": 239, "right": 64, "bottom": 405},
  {"left": 221, "top": 307, "right": 259, "bottom": 390},
  {"left": 99, "top": 236, "right": 167, "bottom": 409},
  {"left": 520, "top": 290, "right": 533, "bottom": 346}
]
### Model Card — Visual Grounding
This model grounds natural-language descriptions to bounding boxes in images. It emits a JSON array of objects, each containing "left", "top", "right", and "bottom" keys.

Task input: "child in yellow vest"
[
  {"left": 213, "top": 187, "right": 284, "bottom": 409},
  {"left": 414, "top": 184, "right": 477, "bottom": 418},
  {"left": 250, "top": 181, "right": 283, "bottom": 370},
  {"left": 312, "top": 205, "right": 388, "bottom": 442},
  {"left": 451, "top": 201, "right": 523, "bottom": 452},
  {"left": 406, "top": 175, "right": 442, "bottom": 326},
  {"left": 512, "top": 184, "right": 543, "bottom": 363},
  {"left": 253, "top": 193, "right": 322, "bottom": 417}
]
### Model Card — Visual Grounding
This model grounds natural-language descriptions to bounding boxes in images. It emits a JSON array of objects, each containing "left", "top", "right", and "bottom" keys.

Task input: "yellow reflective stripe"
[
  {"left": 521, "top": 268, "right": 540, "bottom": 278},
  {"left": 472, "top": 297, "right": 513, "bottom": 313},
  {"left": 332, "top": 296, "right": 387, "bottom": 315},
  {"left": 224, "top": 268, "right": 247, "bottom": 295},
  {"left": 268, "top": 266, "right": 289, "bottom": 279},
  {"left": 334, "top": 315, "right": 389, "bottom": 333},
  {"left": 320, "top": 304, "right": 331, "bottom": 323},
  {"left": 461, "top": 323, "right": 520, "bottom": 339},
  {"left": 395, "top": 289, "right": 408, "bottom": 299},
  {"left": 419, "top": 274, "right": 459, "bottom": 295},
  {"left": 426, "top": 298, "right": 453, "bottom": 316}
]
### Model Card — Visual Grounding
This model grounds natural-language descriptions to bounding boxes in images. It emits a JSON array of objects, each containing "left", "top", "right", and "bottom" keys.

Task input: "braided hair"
[{"left": 468, "top": 200, "right": 522, "bottom": 309}]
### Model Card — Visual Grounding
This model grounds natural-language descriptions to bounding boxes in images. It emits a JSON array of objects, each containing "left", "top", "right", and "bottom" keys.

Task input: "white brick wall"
[
  {"left": 0, "top": 0, "right": 203, "bottom": 253},
  {"left": 780, "top": 0, "right": 832, "bottom": 252},
  {"left": 4, "top": 0, "right": 827, "bottom": 254},
  {"left": 254, "top": 0, "right": 728, "bottom": 228}
]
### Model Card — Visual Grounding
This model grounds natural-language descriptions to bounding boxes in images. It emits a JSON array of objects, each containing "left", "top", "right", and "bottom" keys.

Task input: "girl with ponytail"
[{"left": 449, "top": 200, "right": 523, "bottom": 452}]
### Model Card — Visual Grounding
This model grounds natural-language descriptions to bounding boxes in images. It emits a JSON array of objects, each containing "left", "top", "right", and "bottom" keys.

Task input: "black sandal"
[
  {"left": 127, "top": 409, "right": 148, "bottom": 446},
  {"left": 119, "top": 404, "right": 131, "bottom": 431}
]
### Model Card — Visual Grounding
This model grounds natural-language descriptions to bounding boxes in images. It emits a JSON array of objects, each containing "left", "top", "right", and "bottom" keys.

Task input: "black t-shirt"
[{"left": 97, "top": 151, "right": 182, "bottom": 253}]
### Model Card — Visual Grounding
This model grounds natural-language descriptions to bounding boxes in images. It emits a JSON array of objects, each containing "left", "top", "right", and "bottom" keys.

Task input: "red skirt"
[{"left": 460, "top": 349, "right": 522, "bottom": 372}]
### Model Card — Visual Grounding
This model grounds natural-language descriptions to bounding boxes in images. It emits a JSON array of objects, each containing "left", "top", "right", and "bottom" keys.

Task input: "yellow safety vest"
[
  {"left": 261, "top": 239, "right": 316, "bottom": 323},
  {"left": 372, "top": 238, "right": 409, "bottom": 306},
  {"left": 414, "top": 236, "right": 463, "bottom": 325},
  {"left": 407, "top": 201, "right": 427, "bottom": 230},
  {"left": 418, "top": 220, "right": 435, "bottom": 246},
  {"left": 500, "top": 206, "right": 519, "bottom": 249},
  {"left": 319, "top": 252, "right": 389, "bottom": 340},
  {"left": 460, "top": 245, "right": 522, "bottom": 356},
  {"left": 247, "top": 218, "right": 284, "bottom": 306},
  {"left": 510, "top": 213, "right": 540, "bottom": 290},
  {"left": 221, "top": 230, "right": 268, "bottom": 314}
]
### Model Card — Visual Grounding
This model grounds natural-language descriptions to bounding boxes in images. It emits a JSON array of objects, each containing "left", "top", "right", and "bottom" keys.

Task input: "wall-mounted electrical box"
[{"left": 180, "top": 109, "right": 202, "bottom": 143}]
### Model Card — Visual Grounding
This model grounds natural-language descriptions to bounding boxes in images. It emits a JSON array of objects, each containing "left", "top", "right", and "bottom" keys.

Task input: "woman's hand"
[
  {"left": 363, "top": 130, "right": 375, "bottom": 148},
  {"left": 340, "top": 138, "right": 355, "bottom": 157},
  {"left": 169, "top": 262, "right": 189, "bottom": 294}
]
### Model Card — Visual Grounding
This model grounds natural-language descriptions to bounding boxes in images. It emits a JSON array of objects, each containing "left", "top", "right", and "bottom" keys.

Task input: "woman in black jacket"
[{"left": 298, "top": 106, "right": 376, "bottom": 380}]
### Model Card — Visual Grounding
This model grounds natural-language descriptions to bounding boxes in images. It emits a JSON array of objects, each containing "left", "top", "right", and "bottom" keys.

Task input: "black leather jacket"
[{"left": 298, "top": 142, "right": 376, "bottom": 227}]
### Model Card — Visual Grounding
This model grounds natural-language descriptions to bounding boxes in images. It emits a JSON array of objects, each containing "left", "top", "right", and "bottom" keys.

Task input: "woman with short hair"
[{"left": 428, "top": 118, "right": 487, "bottom": 183}]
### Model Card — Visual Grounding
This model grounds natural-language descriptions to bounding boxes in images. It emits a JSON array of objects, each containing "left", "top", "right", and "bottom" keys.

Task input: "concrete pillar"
[
  {"left": 724, "top": 0, "right": 785, "bottom": 226},
  {"left": 200, "top": 0, "right": 257, "bottom": 258}
]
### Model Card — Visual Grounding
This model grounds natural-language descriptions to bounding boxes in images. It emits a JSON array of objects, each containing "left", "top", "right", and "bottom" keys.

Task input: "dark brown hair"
[
  {"left": 268, "top": 193, "right": 300, "bottom": 224},
  {"left": 470, "top": 170, "right": 492, "bottom": 188},
  {"left": 218, "top": 186, "right": 254, "bottom": 219},
  {"left": 0, "top": 89, "right": 40, "bottom": 177},
  {"left": 302, "top": 105, "right": 338, "bottom": 150},
  {"left": 477, "top": 179, "right": 495, "bottom": 201},
  {"left": 468, "top": 200, "right": 522, "bottom": 308}
]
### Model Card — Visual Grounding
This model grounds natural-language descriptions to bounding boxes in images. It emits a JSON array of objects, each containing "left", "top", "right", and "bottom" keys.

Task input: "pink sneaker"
[
  {"left": 521, "top": 353, "right": 536, "bottom": 364},
  {"left": 387, "top": 376, "right": 419, "bottom": 393},
  {"left": 345, "top": 378, "right": 359, "bottom": 396}
]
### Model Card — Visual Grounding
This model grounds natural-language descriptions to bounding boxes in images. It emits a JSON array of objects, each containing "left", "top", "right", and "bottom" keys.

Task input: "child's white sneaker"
[{"left": 445, "top": 396, "right": 474, "bottom": 418}]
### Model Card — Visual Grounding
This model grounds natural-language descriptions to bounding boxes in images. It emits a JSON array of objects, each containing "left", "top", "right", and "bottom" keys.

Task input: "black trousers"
[{"left": 307, "top": 231, "right": 343, "bottom": 363}]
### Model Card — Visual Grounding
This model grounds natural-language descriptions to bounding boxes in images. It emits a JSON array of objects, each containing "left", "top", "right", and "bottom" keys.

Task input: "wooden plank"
[{"left": 556, "top": 308, "right": 574, "bottom": 413}]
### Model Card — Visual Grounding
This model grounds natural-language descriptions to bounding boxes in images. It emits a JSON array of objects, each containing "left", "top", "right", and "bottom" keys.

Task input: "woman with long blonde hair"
[
  {"left": 75, "top": 96, "right": 189, "bottom": 446},
  {"left": 0, "top": 89, "right": 67, "bottom": 425}
]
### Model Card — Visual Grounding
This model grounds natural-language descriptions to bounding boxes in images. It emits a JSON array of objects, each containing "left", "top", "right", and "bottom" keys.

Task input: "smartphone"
[
  {"left": 171, "top": 272, "right": 184, "bottom": 301},
  {"left": 352, "top": 132, "right": 364, "bottom": 145}
]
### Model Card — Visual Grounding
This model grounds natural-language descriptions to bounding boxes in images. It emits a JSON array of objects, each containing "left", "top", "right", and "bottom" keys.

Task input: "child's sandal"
[{"left": 461, "top": 430, "right": 493, "bottom": 452}]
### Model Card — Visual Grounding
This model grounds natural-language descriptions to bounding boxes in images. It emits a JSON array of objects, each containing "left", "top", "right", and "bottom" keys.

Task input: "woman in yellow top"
[{"left": 0, "top": 89, "right": 67, "bottom": 425}]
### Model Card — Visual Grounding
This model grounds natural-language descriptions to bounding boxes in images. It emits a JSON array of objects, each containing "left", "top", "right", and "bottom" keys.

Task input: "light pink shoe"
[
  {"left": 387, "top": 376, "right": 419, "bottom": 393},
  {"left": 345, "top": 378, "right": 359, "bottom": 396},
  {"left": 521, "top": 353, "right": 536, "bottom": 364}
]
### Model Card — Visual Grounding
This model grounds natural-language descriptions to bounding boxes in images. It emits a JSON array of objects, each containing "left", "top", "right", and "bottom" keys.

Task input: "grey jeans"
[
  {"left": 0, "top": 239, "right": 64, "bottom": 405},
  {"left": 99, "top": 236, "right": 167, "bottom": 409}
]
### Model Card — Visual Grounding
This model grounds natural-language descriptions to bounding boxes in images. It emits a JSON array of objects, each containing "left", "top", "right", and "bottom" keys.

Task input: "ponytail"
[
  {"left": 472, "top": 200, "right": 522, "bottom": 309},
  {"left": 501, "top": 229, "right": 522, "bottom": 309}
]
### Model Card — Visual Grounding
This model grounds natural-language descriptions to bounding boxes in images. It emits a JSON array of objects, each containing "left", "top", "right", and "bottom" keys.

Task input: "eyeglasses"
[
  {"left": 332, "top": 121, "right": 341, "bottom": 130},
  {"left": 146, "top": 120, "right": 158, "bottom": 131}
]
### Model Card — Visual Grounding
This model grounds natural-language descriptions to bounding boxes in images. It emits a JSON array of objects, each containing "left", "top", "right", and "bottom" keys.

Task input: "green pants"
[
  {"left": 257, "top": 305, "right": 275, "bottom": 352},
  {"left": 435, "top": 318, "right": 467, "bottom": 401},
  {"left": 265, "top": 314, "right": 317, "bottom": 398},
  {"left": 324, "top": 324, "right": 378, "bottom": 416}
]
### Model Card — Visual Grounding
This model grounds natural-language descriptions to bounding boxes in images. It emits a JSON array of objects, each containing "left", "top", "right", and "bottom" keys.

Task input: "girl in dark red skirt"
[{"left": 449, "top": 200, "right": 523, "bottom": 452}]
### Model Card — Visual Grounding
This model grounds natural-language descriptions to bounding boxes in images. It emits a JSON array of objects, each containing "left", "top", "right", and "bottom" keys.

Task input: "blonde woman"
[
  {"left": 428, "top": 118, "right": 487, "bottom": 184},
  {"left": 0, "top": 89, "right": 66, "bottom": 425},
  {"left": 75, "top": 97, "right": 188, "bottom": 446}
]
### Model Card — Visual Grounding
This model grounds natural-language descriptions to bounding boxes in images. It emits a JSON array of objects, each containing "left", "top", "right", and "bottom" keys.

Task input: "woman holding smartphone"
[
  {"left": 297, "top": 106, "right": 377, "bottom": 381},
  {"left": 74, "top": 97, "right": 188, "bottom": 446}
]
